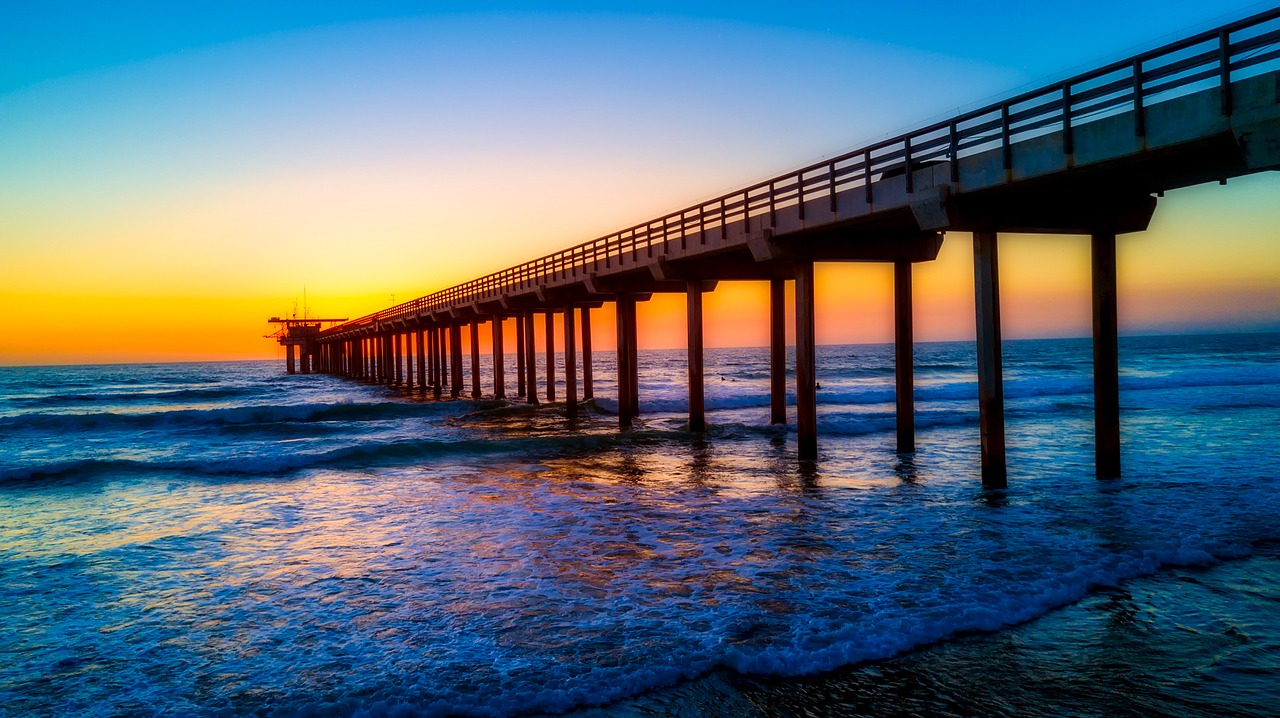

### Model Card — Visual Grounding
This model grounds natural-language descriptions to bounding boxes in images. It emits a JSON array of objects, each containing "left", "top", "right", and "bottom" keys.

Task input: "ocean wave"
[
  {"left": 0, "top": 430, "right": 677, "bottom": 484},
  {"left": 723, "top": 541, "right": 1247, "bottom": 678},
  {"left": 0, "top": 400, "right": 461, "bottom": 433},
  {"left": 2, "top": 385, "right": 269, "bottom": 408},
  {"left": 610, "top": 364, "right": 1280, "bottom": 415}
]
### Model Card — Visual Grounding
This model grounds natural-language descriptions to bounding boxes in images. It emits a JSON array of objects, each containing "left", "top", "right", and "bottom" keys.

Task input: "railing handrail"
[{"left": 323, "top": 6, "right": 1280, "bottom": 338}]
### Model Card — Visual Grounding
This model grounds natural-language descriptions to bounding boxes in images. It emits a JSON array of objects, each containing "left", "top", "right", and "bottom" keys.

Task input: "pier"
[{"left": 276, "top": 9, "right": 1280, "bottom": 488}]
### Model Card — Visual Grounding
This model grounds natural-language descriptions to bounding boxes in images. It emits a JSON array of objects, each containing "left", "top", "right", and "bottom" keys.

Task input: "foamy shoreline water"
[
  {"left": 1, "top": 335, "right": 1277, "bottom": 716},
  {"left": 576, "top": 542, "right": 1280, "bottom": 717}
]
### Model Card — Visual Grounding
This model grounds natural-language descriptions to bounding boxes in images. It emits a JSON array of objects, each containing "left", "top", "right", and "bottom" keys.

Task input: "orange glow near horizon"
[{"left": 3, "top": 173, "right": 1278, "bottom": 367}]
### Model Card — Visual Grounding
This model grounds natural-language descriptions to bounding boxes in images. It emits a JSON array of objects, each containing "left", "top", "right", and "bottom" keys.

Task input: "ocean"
[{"left": 1, "top": 334, "right": 1277, "bottom": 717}]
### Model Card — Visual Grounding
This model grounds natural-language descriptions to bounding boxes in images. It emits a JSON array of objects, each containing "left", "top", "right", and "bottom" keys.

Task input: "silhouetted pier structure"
[
  {"left": 284, "top": 9, "right": 1280, "bottom": 488},
  {"left": 266, "top": 316, "right": 347, "bottom": 375}
]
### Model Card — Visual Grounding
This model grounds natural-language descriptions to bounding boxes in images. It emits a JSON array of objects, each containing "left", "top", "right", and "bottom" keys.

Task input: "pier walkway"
[{"left": 281, "top": 9, "right": 1280, "bottom": 488}]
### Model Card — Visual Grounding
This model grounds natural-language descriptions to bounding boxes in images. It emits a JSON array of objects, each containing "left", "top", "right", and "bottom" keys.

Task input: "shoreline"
[{"left": 567, "top": 541, "right": 1280, "bottom": 717}]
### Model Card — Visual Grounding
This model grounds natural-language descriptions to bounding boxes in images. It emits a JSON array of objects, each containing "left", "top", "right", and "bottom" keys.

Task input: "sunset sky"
[{"left": 2, "top": 1, "right": 1277, "bottom": 365}]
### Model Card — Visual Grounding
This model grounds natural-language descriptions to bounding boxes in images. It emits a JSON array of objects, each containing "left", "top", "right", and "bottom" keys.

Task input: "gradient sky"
[{"left": 2, "top": 1, "right": 1278, "bottom": 365}]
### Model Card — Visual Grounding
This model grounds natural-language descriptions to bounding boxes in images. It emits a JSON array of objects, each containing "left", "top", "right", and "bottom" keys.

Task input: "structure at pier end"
[{"left": 266, "top": 314, "right": 347, "bottom": 375}]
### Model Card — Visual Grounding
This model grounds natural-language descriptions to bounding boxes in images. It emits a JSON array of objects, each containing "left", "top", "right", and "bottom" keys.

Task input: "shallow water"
[{"left": 1, "top": 334, "right": 1277, "bottom": 716}]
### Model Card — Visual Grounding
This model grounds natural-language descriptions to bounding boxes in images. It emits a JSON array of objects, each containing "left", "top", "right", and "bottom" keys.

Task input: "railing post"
[
  {"left": 949, "top": 120, "right": 960, "bottom": 183},
  {"left": 1000, "top": 104, "right": 1012, "bottom": 174},
  {"left": 1220, "top": 29, "right": 1233, "bottom": 117},
  {"left": 863, "top": 149, "right": 873, "bottom": 206},
  {"left": 904, "top": 136, "right": 913, "bottom": 194},
  {"left": 1062, "top": 83, "right": 1074, "bottom": 158},
  {"left": 796, "top": 171, "right": 806, "bottom": 222},
  {"left": 1134, "top": 59, "right": 1146, "bottom": 138},
  {"left": 828, "top": 160, "right": 838, "bottom": 214}
]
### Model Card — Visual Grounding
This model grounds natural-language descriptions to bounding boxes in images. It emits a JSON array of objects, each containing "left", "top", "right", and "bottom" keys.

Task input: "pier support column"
[
  {"left": 470, "top": 320, "right": 482, "bottom": 400},
  {"left": 895, "top": 260, "right": 916, "bottom": 454},
  {"left": 286, "top": 344, "right": 296, "bottom": 374},
  {"left": 515, "top": 315, "right": 526, "bottom": 398},
  {"left": 438, "top": 327, "right": 447, "bottom": 393},
  {"left": 687, "top": 282, "right": 705, "bottom": 432},
  {"left": 973, "top": 230, "right": 1008, "bottom": 489},
  {"left": 770, "top": 278, "right": 786, "bottom": 425},
  {"left": 795, "top": 262, "right": 818, "bottom": 460},
  {"left": 385, "top": 334, "right": 394, "bottom": 384},
  {"left": 626, "top": 297, "right": 639, "bottom": 416},
  {"left": 375, "top": 335, "right": 384, "bottom": 383},
  {"left": 395, "top": 333, "right": 404, "bottom": 386},
  {"left": 450, "top": 324, "right": 464, "bottom": 399},
  {"left": 405, "top": 333, "right": 414, "bottom": 388},
  {"left": 492, "top": 317, "right": 506, "bottom": 400},
  {"left": 615, "top": 296, "right": 633, "bottom": 427},
  {"left": 564, "top": 305, "right": 578, "bottom": 417},
  {"left": 581, "top": 306, "right": 594, "bottom": 401},
  {"left": 416, "top": 330, "right": 427, "bottom": 393},
  {"left": 432, "top": 328, "right": 443, "bottom": 398},
  {"left": 524, "top": 312, "right": 539, "bottom": 405},
  {"left": 544, "top": 312, "right": 556, "bottom": 402},
  {"left": 1092, "top": 231, "right": 1122, "bottom": 479}
]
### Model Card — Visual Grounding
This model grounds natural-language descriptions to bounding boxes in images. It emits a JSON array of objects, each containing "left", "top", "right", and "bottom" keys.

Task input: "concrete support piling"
[
  {"left": 524, "top": 312, "right": 539, "bottom": 405},
  {"left": 769, "top": 278, "right": 786, "bottom": 425},
  {"left": 405, "top": 333, "right": 414, "bottom": 388},
  {"left": 687, "top": 281, "right": 705, "bottom": 432},
  {"left": 581, "top": 306, "right": 594, "bottom": 401},
  {"left": 515, "top": 316, "right": 526, "bottom": 398},
  {"left": 286, "top": 344, "right": 296, "bottom": 375},
  {"left": 544, "top": 312, "right": 556, "bottom": 402},
  {"left": 385, "top": 334, "right": 394, "bottom": 384},
  {"left": 432, "top": 328, "right": 443, "bottom": 398},
  {"left": 416, "top": 330, "right": 426, "bottom": 393},
  {"left": 470, "top": 320, "right": 482, "bottom": 400},
  {"left": 615, "top": 297, "right": 632, "bottom": 427},
  {"left": 492, "top": 317, "right": 506, "bottom": 400},
  {"left": 564, "top": 305, "right": 578, "bottom": 417},
  {"left": 395, "top": 333, "right": 403, "bottom": 386},
  {"left": 795, "top": 262, "right": 818, "bottom": 460},
  {"left": 894, "top": 260, "right": 916, "bottom": 453},
  {"left": 1092, "top": 231, "right": 1122, "bottom": 479},
  {"left": 973, "top": 230, "right": 1008, "bottom": 489},
  {"left": 625, "top": 297, "right": 639, "bottom": 417},
  {"left": 450, "top": 325, "right": 464, "bottom": 399}
]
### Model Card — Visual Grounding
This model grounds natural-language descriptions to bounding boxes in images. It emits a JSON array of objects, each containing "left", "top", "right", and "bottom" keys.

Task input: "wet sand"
[{"left": 571, "top": 542, "right": 1280, "bottom": 717}]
